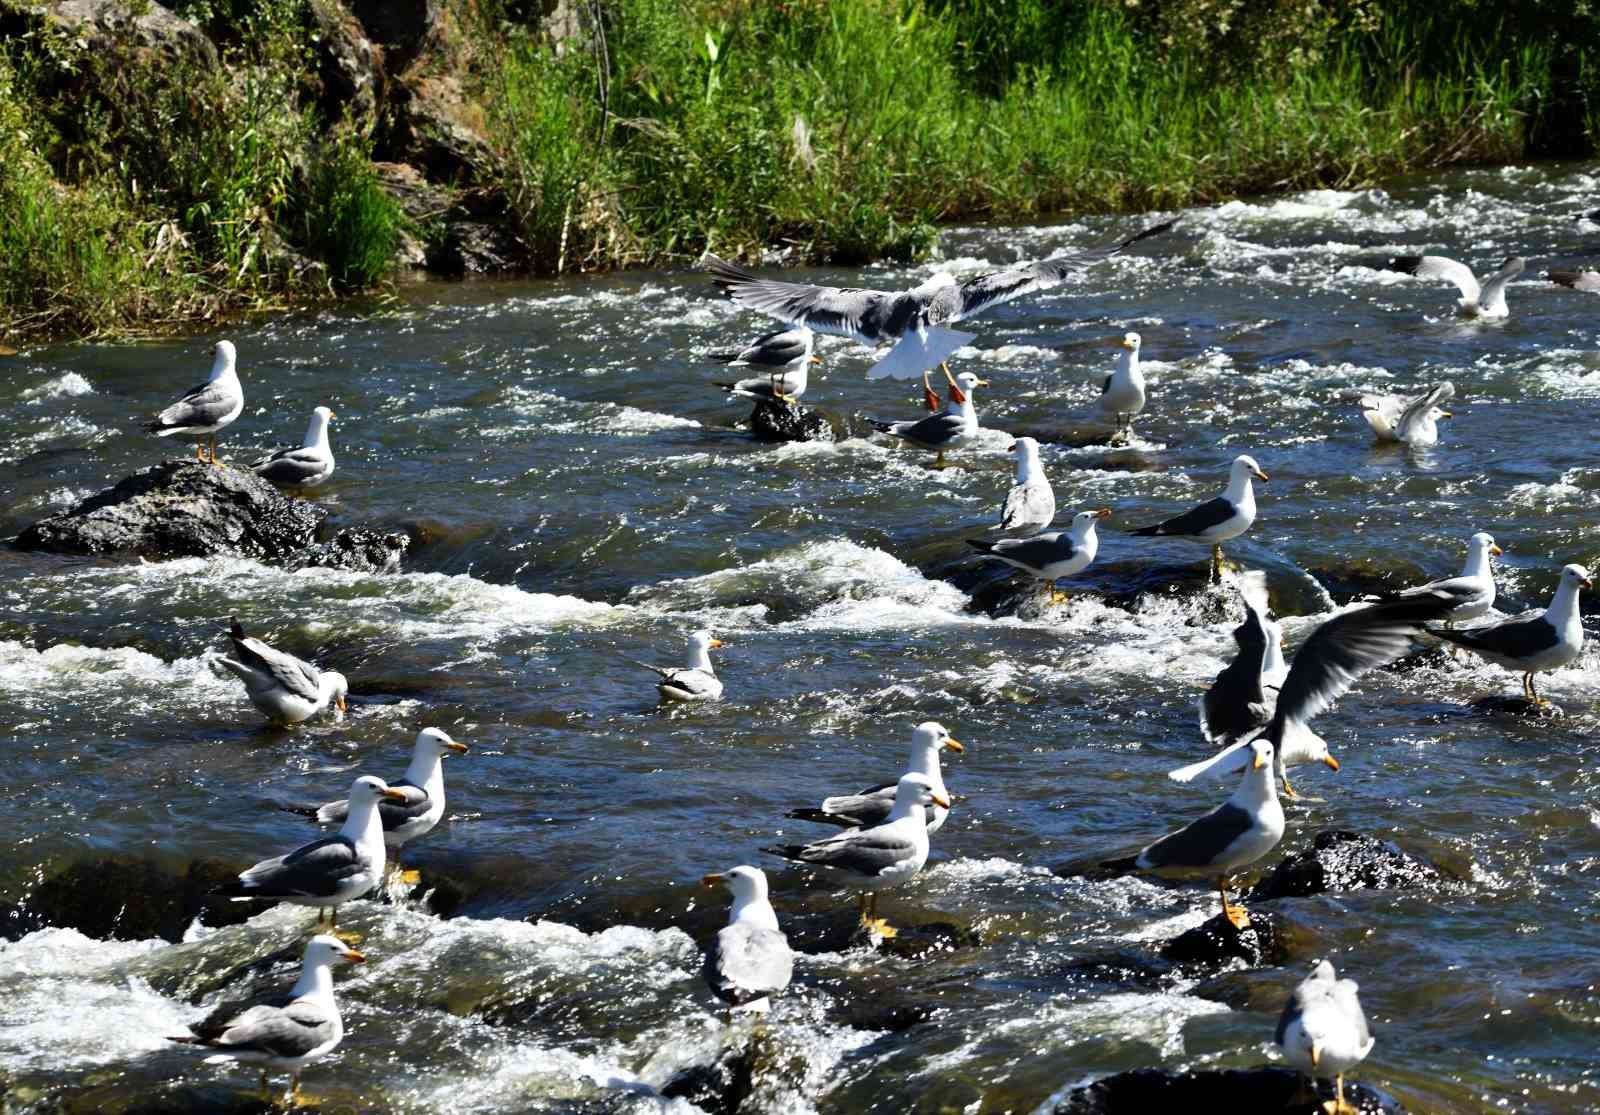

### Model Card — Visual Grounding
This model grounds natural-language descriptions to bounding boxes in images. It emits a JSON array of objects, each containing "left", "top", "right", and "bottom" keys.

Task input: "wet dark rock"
[
  {"left": 6, "top": 856, "right": 250, "bottom": 943},
  {"left": 1041, "top": 1066, "right": 1404, "bottom": 1114},
  {"left": 779, "top": 911, "right": 981, "bottom": 958},
  {"left": 297, "top": 526, "right": 411, "bottom": 573},
  {"left": 1245, "top": 829, "right": 1448, "bottom": 903},
  {"left": 834, "top": 1000, "right": 938, "bottom": 1033},
  {"left": 747, "top": 399, "right": 834, "bottom": 443},
  {"left": 26, "top": 0, "right": 218, "bottom": 69},
  {"left": 1307, "top": 557, "right": 1428, "bottom": 606},
  {"left": 1160, "top": 909, "right": 1285, "bottom": 970},
  {"left": 660, "top": 1043, "right": 755, "bottom": 1115},
  {"left": 1471, "top": 694, "right": 1566, "bottom": 719},
  {"left": 426, "top": 210, "right": 529, "bottom": 275}
]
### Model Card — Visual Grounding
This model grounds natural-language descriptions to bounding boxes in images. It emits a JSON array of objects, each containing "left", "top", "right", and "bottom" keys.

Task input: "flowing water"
[{"left": 3, "top": 162, "right": 1600, "bottom": 1114}]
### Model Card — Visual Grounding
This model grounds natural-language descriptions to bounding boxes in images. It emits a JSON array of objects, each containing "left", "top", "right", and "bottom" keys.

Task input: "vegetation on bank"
[{"left": 1, "top": 0, "right": 1598, "bottom": 341}]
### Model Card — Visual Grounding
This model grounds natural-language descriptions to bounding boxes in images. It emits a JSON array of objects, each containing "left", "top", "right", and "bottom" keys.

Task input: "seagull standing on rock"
[
  {"left": 710, "top": 326, "right": 820, "bottom": 405},
  {"left": 144, "top": 339, "right": 244, "bottom": 466},
  {"left": 966, "top": 507, "right": 1109, "bottom": 604},
  {"left": 1431, "top": 562, "right": 1590, "bottom": 707},
  {"left": 252, "top": 405, "right": 336, "bottom": 488},
  {"left": 867, "top": 370, "right": 988, "bottom": 468},
  {"left": 1130, "top": 454, "right": 1268, "bottom": 582},
  {"left": 1276, "top": 958, "right": 1375, "bottom": 1115},
  {"left": 996, "top": 436, "right": 1055, "bottom": 534},
  {"left": 1098, "top": 331, "right": 1146, "bottom": 443},
  {"left": 700, "top": 866, "right": 793, "bottom": 1016}
]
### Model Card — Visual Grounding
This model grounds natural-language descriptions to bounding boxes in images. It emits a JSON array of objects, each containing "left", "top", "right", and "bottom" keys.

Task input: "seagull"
[
  {"left": 1276, "top": 958, "right": 1375, "bottom": 1115},
  {"left": 1386, "top": 254, "right": 1524, "bottom": 319},
  {"left": 704, "top": 217, "right": 1178, "bottom": 388},
  {"left": 1191, "top": 574, "right": 1285, "bottom": 750},
  {"left": 1431, "top": 563, "right": 1590, "bottom": 706},
  {"left": 966, "top": 507, "right": 1110, "bottom": 603},
  {"left": 710, "top": 326, "right": 821, "bottom": 404},
  {"left": 1547, "top": 269, "right": 1600, "bottom": 293},
  {"left": 144, "top": 339, "right": 245, "bottom": 465},
  {"left": 764, "top": 772, "right": 948, "bottom": 938},
  {"left": 1358, "top": 381, "right": 1454, "bottom": 446},
  {"left": 623, "top": 630, "right": 725, "bottom": 702},
  {"left": 213, "top": 775, "right": 407, "bottom": 939},
  {"left": 867, "top": 370, "right": 988, "bottom": 468},
  {"left": 1137, "top": 739, "right": 1284, "bottom": 929},
  {"left": 786, "top": 721, "right": 964, "bottom": 834},
  {"left": 1376, "top": 531, "right": 1501, "bottom": 629},
  {"left": 996, "top": 436, "right": 1055, "bottom": 535},
  {"left": 286, "top": 728, "right": 469, "bottom": 885},
  {"left": 1098, "top": 332, "right": 1146, "bottom": 442},
  {"left": 1130, "top": 454, "right": 1269, "bottom": 582},
  {"left": 219, "top": 617, "right": 349, "bottom": 725},
  {"left": 1170, "top": 588, "right": 1464, "bottom": 797},
  {"left": 169, "top": 934, "right": 365, "bottom": 1104},
  {"left": 700, "top": 866, "right": 793, "bottom": 1016},
  {"left": 252, "top": 406, "right": 337, "bottom": 488}
]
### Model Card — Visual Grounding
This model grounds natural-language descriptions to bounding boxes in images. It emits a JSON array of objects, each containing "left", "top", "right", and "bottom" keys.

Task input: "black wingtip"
[
  {"left": 785, "top": 808, "right": 858, "bottom": 827},
  {"left": 1387, "top": 255, "right": 1424, "bottom": 275},
  {"left": 276, "top": 803, "right": 320, "bottom": 818},
  {"left": 1128, "top": 524, "right": 1163, "bottom": 537},
  {"left": 1118, "top": 215, "right": 1180, "bottom": 250},
  {"left": 762, "top": 844, "right": 804, "bottom": 861},
  {"left": 865, "top": 418, "right": 894, "bottom": 434},
  {"left": 228, "top": 616, "right": 245, "bottom": 640}
]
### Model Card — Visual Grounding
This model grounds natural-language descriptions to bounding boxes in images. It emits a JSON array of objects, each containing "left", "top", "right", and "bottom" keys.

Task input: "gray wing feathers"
[
  {"left": 1000, "top": 480, "right": 1054, "bottom": 532},
  {"left": 253, "top": 448, "right": 326, "bottom": 484},
  {"left": 1404, "top": 255, "right": 1481, "bottom": 301},
  {"left": 704, "top": 254, "right": 894, "bottom": 344},
  {"left": 214, "top": 1000, "right": 333, "bottom": 1057},
  {"left": 1549, "top": 269, "right": 1600, "bottom": 292},
  {"left": 238, "top": 836, "right": 360, "bottom": 897},
  {"left": 1398, "top": 381, "right": 1453, "bottom": 436},
  {"left": 875, "top": 411, "right": 965, "bottom": 447},
  {"left": 152, "top": 380, "right": 235, "bottom": 431},
  {"left": 1139, "top": 801, "right": 1253, "bottom": 869},
  {"left": 705, "top": 925, "right": 793, "bottom": 1006},
  {"left": 230, "top": 634, "right": 322, "bottom": 703},
  {"left": 991, "top": 533, "right": 1076, "bottom": 569},
  {"left": 792, "top": 830, "right": 917, "bottom": 876},
  {"left": 956, "top": 217, "right": 1180, "bottom": 320}
]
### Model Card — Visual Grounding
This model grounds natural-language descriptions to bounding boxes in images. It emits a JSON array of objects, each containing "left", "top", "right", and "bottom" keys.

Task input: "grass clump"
[{"left": 303, "top": 134, "right": 405, "bottom": 290}]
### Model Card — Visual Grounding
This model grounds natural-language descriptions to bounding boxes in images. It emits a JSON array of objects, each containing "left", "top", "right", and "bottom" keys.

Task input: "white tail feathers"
[
  {"left": 866, "top": 326, "right": 977, "bottom": 381},
  {"left": 1167, "top": 738, "right": 1251, "bottom": 783}
]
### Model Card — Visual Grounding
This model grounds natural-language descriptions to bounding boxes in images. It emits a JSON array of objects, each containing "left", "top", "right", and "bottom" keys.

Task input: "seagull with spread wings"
[
  {"left": 1387, "top": 254, "right": 1524, "bottom": 319},
  {"left": 1358, "top": 381, "right": 1454, "bottom": 447}
]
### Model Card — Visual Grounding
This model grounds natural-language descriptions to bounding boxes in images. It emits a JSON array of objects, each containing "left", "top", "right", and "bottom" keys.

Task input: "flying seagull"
[
  {"left": 1386, "top": 254, "right": 1524, "bottom": 319},
  {"left": 285, "top": 728, "right": 468, "bottom": 885},
  {"left": 787, "top": 721, "right": 964, "bottom": 834},
  {"left": 867, "top": 370, "right": 987, "bottom": 468},
  {"left": 967, "top": 507, "right": 1109, "bottom": 603},
  {"left": 700, "top": 865, "right": 793, "bottom": 1016},
  {"left": 252, "top": 405, "right": 336, "bottom": 488},
  {"left": 704, "top": 217, "right": 1178, "bottom": 388},
  {"left": 219, "top": 617, "right": 348, "bottom": 725},
  {"left": 624, "top": 630, "right": 725, "bottom": 702},
  {"left": 765, "top": 772, "right": 948, "bottom": 938},
  {"left": 145, "top": 339, "right": 245, "bottom": 465},
  {"left": 1098, "top": 331, "right": 1146, "bottom": 442},
  {"left": 1431, "top": 562, "right": 1590, "bottom": 706},
  {"left": 1276, "top": 958, "right": 1375, "bottom": 1115},
  {"left": 1169, "top": 588, "right": 1465, "bottom": 797},
  {"left": 710, "top": 326, "right": 821, "bottom": 404},
  {"left": 1130, "top": 454, "right": 1268, "bottom": 582},
  {"left": 996, "top": 436, "right": 1056, "bottom": 535},
  {"left": 169, "top": 934, "right": 365, "bottom": 1104},
  {"left": 1358, "top": 381, "right": 1454, "bottom": 446}
]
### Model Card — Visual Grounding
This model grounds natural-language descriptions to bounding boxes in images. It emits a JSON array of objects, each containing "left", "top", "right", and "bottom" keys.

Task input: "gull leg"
[
  {"left": 1529, "top": 673, "right": 1551, "bottom": 708},
  {"left": 194, "top": 440, "right": 205, "bottom": 462},
  {"left": 1325, "top": 1073, "right": 1359, "bottom": 1115},
  {"left": 933, "top": 450, "right": 947, "bottom": 469},
  {"left": 330, "top": 905, "right": 362, "bottom": 946},
  {"left": 398, "top": 860, "right": 422, "bottom": 886},
  {"left": 857, "top": 892, "right": 871, "bottom": 927},
  {"left": 1280, "top": 770, "right": 1300, "bottom": 800},
  {"left": 1210, "top": 544, "right": 1224, "bottom": 584},
  {"left": 941, "top": 362, "right": 957, "bottom": 389},
  {"left": 1218, "top": 876, "right": 1250, "bottom": 929}
]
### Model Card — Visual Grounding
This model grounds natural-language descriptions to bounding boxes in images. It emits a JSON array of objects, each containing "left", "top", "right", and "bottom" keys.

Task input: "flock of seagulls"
[{"left": 108, "top": 205, "right": 1590, "bottom": 1108}]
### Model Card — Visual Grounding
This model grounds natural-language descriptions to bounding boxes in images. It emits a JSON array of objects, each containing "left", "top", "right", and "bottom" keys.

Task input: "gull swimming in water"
[
  {"left": 145, "top": 339, "right": 244, "bottom": 465},
  {"left": 1386, "top": 254, "right": 1524, "bottom": 319},
  {"left": 704, "top": 217, "right": 1178, "bottom": 388},
  {"left": 765, "top": 772, "right": 948, "bottom": 938},
  {"left": 252, "top": 406, "right": 336, "bottom": 488},
  {"left": 1098, "top": 332, "right": 1146, "bottom": 443},
  {"left": 1130, "top": 454, "right": 1268, "bottom": 582},
  {"left": 1170, "top": 588, "right": 1463, "bottom": 797},
  {"left": 710, "top": 326, "right": 821, "bottom": 404},
  {"left": 287, "top": 728, "right": 469, "bottom": 884},
  {"left": 213, "top": 775, "right": 407, "bottom": 938},
  {"left": 996, "top": 436, "right": 1055, "bottom": 535},
  {"left": 966, "top": 507, "right": 1109, "bottom": 603},
  {"left": 220, "top": 617, "right": 349, "bottom": 725},
  {"left": 700, "top": 866, "right": 793, "bottom": 1016},
  {"left": 867, "top": 370, "right": 987, "bottom": 468},
  {"left": 624, "top": 630, "right": 725, "bottom": 701},
  {"left": 787, "top": 721, "right": 964, "bottom": 834},
  {"left": 1276, "top": 958, "right": 1375, "bottom": 1115},
  {"left": 1359, "top": 381, "right": 1454, "bottom": 447},
  {"left": 169, "top": 934, "right": 365, "bottom": 1104},
  {"left": 1431, "top": 562, "right": 1590, "bottom": 706}
]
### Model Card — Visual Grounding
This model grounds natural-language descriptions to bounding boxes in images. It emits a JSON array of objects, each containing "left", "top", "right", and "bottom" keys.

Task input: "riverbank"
[{"left": 1, "top": 0, "right": 1595, "bottom": 343}]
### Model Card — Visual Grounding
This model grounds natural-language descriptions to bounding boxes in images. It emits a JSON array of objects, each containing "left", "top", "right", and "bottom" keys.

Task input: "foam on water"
[{"left": 21, "top": 372, "right": 95, "bottom": 402}]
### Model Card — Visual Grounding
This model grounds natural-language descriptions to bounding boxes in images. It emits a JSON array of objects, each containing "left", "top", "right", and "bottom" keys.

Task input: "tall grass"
[{"left": 303, "top": 134, "right": 405, "bottom": 289}]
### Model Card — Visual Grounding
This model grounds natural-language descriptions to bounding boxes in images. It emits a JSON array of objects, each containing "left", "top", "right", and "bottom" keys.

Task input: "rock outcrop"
[
  {"left": 1245, "top": 829, "right": 1449, "bottom": 902},
  {"left": 1041, "top": 1067, "right": 1405, "bottom": 1114},
  {"left": 747, "top": 398, "right": 835, "bottom": 443}
]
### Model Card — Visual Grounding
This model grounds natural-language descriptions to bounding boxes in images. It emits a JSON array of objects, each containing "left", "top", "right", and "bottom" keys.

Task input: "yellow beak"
[
  {"left": 931, "top": 792, "right": 952, "bottom": 809},
  {"left": 1490, "top": 544, "right": 1504, "bottom": 556},
  {"left": 382, "top": 789, "right": 408, "bottom": 802},
  {"left": 1094, "top": 507, "right": 1112, "bottom": 519},
  {"left": 709, "top": 639, "right": 725, "bottom": 649},
  {"left": 943, "top": 738, "right": 964, "bottom": 753},
  {"left": 327, "top": 410, "right": 337, "bottom": 420},
  {"left": 1438, "top": 410, "right": 1454, "bottom": 418},
  {"left": 1323, "top": 754, "right": 1341, "bottom": 772},
  {"left": 974, "top": 378, "right": 991, "bottom": 388},
  {"left": 445, "top": 741, "right": 469, "bottom": 754},
  {"left": 344, "top": 949, "right": 366, "bottom": 962},
  {"left": 1252, "top": 753, "right": 1268, "bottom": 770},
  {"left": 810, "top": 355, "right": 823, "bottom": 365},
  {"left": 1255, "top": 470, "right": 1271, "bottom": 482},
  {"left": 701, "top": 873, "right": 724, "bottom": 887}
]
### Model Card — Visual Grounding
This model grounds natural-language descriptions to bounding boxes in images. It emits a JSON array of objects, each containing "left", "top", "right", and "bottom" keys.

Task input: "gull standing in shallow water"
[
  {"left": 1276, "top": 958, "right": 1375, "bottom": 1115},
  {"left": 1432, "top": 563, "right": 1590, "bottom": 706},
  {"left": 1358, "top": 381, "right": 1454, "bottom": 447},
  {"left": 219, "top": 617, "right": 348, "bottom": 725},
  {"left": 710, "top": 326, "right": 820, "bottom": 404},
  {"left": 996, "top": 436, "right": 1055, "bottom": 534},
  {"left": 966, "top": 507, "right": 1109, "bottom": 603},
  {"left": 1386, "top": 254, "right": 1524, "bottom": 319},
  {"left": 144, "top": 339, "right": 244, "bottom": 465},
  {"left": 704, "top": 217, "right": 1178, "bottom": 389},
  {"left": 288, "top": 728, "right": 469, "bottom": 884},
  {"left": 867, "top": 370, "right": 987, "bottom": 468},
  {"left": 1130, "top": 454, "right": 1268, "bottom": 582},
  {"left": 700, "top": 866, "right": 793, "bottom": 1016},
  {"left": 169, "top": 934, "right": 365, "bottom": 1104},
  {"left": 1378, "top": 531, "right": 1501, "bottom": 628},
  {"left": 1170, "top": 588, "right": 1463, "bottom": 798},
  {"left": 624, "top": 630, "right": 725, "bottom": 701},
  {"left": 787, "top": 721, "right": 964, "bottom": 834},
  {"left": 213, "top": 775, "right": 407, "bottom": 940},
  {"left": 765, "top": 772, "right": 948, "bottom": 938},
  {"left": 252, "top": 405, "right": 336, "bottom": 488},
  {"left": 1098, "top": 331, "right": 1146, "bottom": 443}
]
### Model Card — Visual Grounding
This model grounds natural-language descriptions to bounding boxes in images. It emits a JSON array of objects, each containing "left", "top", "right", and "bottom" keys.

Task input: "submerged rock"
[
  {"left": 1245, "top": 829, "right": 1448, "bottom": 902},
  {"left": 659, "top": 1044, "right": 755, "bottom": 1115},
  {"left": 1042, "top": 1066, "right": 1404, "bottom": 1114},
  {"left": 1160, "top": 909, "right": 1286, "bottom": 970},
  {"left": 747, "top": 398, "right": 834, "bottom": 443},
  {"left": 297, "top": 525, "right": 411, "bottom": 573},
  {"left": 3, "top": 856, "right": 250, "bottom": 943},
  {"left": 1471, "top": 694, "right": 1566, "bottom": 719}
]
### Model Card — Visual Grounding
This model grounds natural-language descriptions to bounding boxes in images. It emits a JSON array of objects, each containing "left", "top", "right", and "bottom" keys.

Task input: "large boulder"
[
  {"left": 1245, "top": 830, "right": 1449, "bottom": 903},
  {"left": 1041, "top": 1067, "right": 1405, "bottom": 1114},
  {"left": 27, "top": 0, "right": 217, "bottom": 68},
  {"left": 2, "top": 856, "right": 250, "bottom": 943},
  {"left": 748, "top": 398, "right": 835, "bottom": 443},
  {"left": 1160, "top": 909, "right": 1286, "bottom": 970},
  {"left": 307, "top": 0, "right": 384, "bottom": 128}
]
